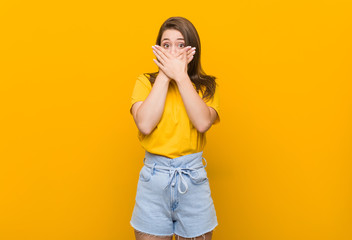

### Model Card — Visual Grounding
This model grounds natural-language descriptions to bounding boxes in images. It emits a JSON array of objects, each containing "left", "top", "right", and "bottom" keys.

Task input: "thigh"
[
  {"left": 130, "top": 166, "right": 174, "bottom": 236},
  {"left": 173, "top": 169, "right": 218, "bottom": 237},
  {"left": 134, "top": 229, "right": 173, "bottom": 240},
  {"left": 174, "top": 230, "right": 213, "bottom": 240}
]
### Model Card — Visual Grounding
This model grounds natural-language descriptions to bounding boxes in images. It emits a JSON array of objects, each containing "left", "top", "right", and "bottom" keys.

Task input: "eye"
[
  {"left": 163, "top": 43, "right": 169, "bottom": 48},
  {"left": 179, "top": 43, "right": 185, "bottom": 48}
]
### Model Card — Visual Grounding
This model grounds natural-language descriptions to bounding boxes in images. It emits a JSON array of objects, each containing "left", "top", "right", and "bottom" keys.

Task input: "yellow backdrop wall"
[{"left": 0, "top": 1, "right": 351, "bottom": 239}]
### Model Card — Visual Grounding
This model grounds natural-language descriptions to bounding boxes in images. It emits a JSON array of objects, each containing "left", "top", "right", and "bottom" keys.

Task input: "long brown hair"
[{"left": 144, "top": 16, "right": 217, "bottom": 102}]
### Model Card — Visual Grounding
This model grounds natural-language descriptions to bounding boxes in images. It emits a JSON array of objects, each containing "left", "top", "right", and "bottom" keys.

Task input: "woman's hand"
[{"left": 152, "top": 45, "right": 196, "bottom": 82}]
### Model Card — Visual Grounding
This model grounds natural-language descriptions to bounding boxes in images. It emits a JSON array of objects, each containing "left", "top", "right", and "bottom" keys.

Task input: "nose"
[{"left": 170, "top": 46, "right": 178, "bottom": 56}]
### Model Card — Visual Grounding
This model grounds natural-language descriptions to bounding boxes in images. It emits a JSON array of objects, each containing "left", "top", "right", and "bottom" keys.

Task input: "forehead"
[{"left": 161, "top": 29, "right": 184, "bottom": 42}]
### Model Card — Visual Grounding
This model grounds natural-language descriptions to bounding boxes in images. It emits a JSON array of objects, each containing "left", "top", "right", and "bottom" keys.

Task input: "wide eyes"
[{"left": 163, "top": 43, "right": 185, "bottom": 48}]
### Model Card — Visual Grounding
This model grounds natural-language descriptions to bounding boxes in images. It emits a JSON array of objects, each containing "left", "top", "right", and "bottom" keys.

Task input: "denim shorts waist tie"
[{"left": 143, "top": 156, "right": 208, "bottom": 195}]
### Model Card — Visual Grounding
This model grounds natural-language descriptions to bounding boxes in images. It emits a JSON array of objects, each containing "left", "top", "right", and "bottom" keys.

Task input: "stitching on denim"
[
  {"left": 176, "top": 233, "right": 207, "bottom": 240},
  {"left": 134, "top": 229, "right": 173, "bottom": 239}
]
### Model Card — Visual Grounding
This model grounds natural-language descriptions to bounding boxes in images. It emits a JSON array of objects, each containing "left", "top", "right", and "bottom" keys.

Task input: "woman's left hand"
[{"left": 152, "top": 45, "right": 195, "bottom": 82}]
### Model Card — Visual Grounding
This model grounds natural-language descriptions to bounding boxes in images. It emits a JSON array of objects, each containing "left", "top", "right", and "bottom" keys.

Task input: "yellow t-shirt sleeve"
[
  {"left": 130, "top": 74, "right": 152, "bottom": 115},
  {"left": 203, "top": 83, "right": 220, "bottom": 125}
]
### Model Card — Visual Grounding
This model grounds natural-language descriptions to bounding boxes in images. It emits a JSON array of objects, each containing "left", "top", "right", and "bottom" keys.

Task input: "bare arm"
[
  {"left": 175, "top": 73, "right": 218, "bottom": 133},
  {"left": 131, "top": 73, "right": 170, "bottom": 135},
  {"left": 150, "top": 44, "right": 216, "bottom": 133}
]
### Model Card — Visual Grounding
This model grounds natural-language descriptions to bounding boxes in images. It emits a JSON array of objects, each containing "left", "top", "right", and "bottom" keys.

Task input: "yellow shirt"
[{"left": 129, "top": 73, "right": 220, "bottom": 159}]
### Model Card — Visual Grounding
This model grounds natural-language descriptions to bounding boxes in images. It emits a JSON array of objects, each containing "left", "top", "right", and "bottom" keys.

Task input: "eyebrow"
[{"left": 161, "top": 38, "right": 185, "bottom": 42}]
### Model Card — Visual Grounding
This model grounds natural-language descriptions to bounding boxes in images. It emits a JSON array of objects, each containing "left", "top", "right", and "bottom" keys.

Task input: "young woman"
[{"left": 129, "top": 16, "right": 220, "bottom": 240}]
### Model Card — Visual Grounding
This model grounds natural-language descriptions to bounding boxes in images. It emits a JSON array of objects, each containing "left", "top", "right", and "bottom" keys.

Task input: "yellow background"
[{"left": 1, "top": 1, "right": 351, "bottom": 239}]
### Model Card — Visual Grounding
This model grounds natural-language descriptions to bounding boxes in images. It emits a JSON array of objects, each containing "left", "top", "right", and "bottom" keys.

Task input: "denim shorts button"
[{"left": 171, "top": 182, "right": 175, "bottom": 187}]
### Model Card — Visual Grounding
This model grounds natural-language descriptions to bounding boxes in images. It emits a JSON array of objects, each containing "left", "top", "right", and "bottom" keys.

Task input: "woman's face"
[{"left": 160, "top": 29, "right": 186, "bottom": 56}]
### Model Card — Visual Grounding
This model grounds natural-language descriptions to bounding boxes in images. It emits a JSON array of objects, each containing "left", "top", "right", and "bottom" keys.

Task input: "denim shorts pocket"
[
  {"left": 189, "top": 167, "right": 208, "bottom": 185},
  {"left": 139, "top": 166, "right": 152, "bottom": 182}
]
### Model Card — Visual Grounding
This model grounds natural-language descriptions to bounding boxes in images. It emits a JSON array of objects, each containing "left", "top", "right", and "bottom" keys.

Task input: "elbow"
[
  {"left": 197, "top": 121, "right": 211, "bottom": 134},
  {"left": 197, "top": 107, "right": 217, "bottom": 133},
  {"left": 139, "top": 128, "right": 150, "bottom": 136},
  {"left": 137, "top": 121, "right": 155, "bottom": 135},
  {"left": 138, "top": 124, "right": 152, "bottom": 135},
  {"left": 135, "top": 111, "right": 153, "bottom": 135}
]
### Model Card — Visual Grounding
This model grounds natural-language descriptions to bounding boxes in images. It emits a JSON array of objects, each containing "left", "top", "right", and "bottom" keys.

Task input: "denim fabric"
[{"left": 130, "top": 150, "right": 218, "bottom": 238}]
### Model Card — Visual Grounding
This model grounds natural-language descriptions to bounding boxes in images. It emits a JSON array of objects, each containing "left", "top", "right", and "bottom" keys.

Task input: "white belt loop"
[{"left": 202, "top": 157, "right": 207, "bottom": 168}]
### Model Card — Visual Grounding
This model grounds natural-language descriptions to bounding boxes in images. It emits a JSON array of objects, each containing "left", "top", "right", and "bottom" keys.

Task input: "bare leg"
[
  {"left": 174, "top": 230, "right": 213, "bottom": 240},
  {"left": 134, "top": 229, "right": 173, "bottom": 240}
]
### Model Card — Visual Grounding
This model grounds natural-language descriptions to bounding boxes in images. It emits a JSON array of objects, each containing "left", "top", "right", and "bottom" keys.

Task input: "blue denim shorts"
[{"left": 130, "top": 150, "right": 218, "bottom": 238}]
